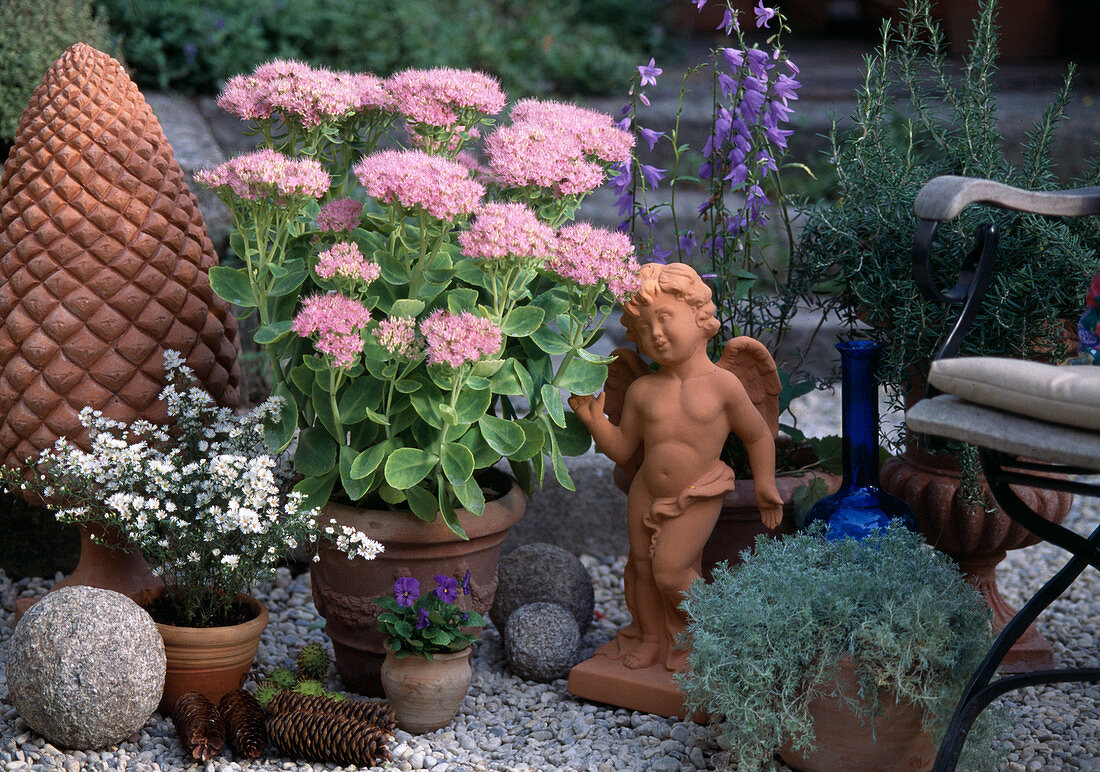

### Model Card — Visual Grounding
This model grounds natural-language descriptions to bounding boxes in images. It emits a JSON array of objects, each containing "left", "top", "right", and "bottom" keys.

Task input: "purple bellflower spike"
[
  {"left": 434, "top": 574, "right": 459, "bottom": 603},
  {"left": 394, "top": 577, "right": 420, "bottom": 607},
  {"left": 639, "top": 164, "right": 666, "bottom": 188},
  {"left": 638, "top": 58, "right": 662, "bottom": 87},
  {"left": 638, "top": 126, "right": 665, "bottom": 151},
  {"left": 415, "top": 607, "right": 430, "bottom": 629},
  {"left": 461, "top": 569, "right": 472, "bottom": 595},
  {"left": 718, "top": 8, "right": 737, "bottom": 34},
  {"left": 754, "top": 2, "right": 777, "bottom": 28}
]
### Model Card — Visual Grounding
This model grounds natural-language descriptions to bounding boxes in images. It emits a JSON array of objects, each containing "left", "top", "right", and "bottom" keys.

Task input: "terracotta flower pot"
[
  {"left": 380, "top": 646, "right": 473, "bottom": 734},
  {"left": 130, "top": 588, "right": 268, "bottom": 713},
  {"left": 310, "top": 470, "right": 525, "bottom": 696},
  {"left": 779, "top": 656, "right": 936, "bottom": 772}
]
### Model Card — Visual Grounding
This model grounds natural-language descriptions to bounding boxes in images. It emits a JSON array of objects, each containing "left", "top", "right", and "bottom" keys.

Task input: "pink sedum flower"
[
  {"left": 386, "top": 68, "right": 505, "bottom": 128},
  {"left": 547, "top": 223, "right": 642, "bottom": 301},
  {"left": 292, "top": 293, "right": 372, "bottom": 368},
  {"left": 374, "top": 316, "right": 420, "bottom": 358},
  {"left": 353, "top": 150, "right": 484, "bottom": 220},
  {"left": 509, "top": 99, "right": 635, "bottom": 166},
  {"left": 195, "top": 149, "right": 330, "bottom": 202},
  {"left": 316, "top": 242, "right": 381, "bottom": 284},
  {"left": 485, "top": 123, "right": 605, "bottom": 196},
  {"left": 420, "top": 310, "right": 503, "bottom": 368},
  {"left": 316, "top": 198, "right": 364, "bottom": 232},
  {"left": 458, "top": 202, "right": 555, "bottom": 262}
]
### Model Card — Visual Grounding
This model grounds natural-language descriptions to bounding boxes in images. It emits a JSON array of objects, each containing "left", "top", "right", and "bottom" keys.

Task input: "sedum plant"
[{"left": 679, "top": 525, "right": 998, "bottom": 771}]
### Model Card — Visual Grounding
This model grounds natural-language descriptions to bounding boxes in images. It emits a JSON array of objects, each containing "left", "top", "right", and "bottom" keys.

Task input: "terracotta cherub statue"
[{"left": 568, "top": 262, "right": 782, "bottom": 684}]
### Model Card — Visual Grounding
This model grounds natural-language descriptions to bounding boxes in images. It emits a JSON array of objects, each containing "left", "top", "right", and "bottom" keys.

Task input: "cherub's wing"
[
  {"left": 603, "top": 348, "right": 648, "bottom": 427},
  {"left": 717, "top": 337, "right": 781, "bottom": 437}
]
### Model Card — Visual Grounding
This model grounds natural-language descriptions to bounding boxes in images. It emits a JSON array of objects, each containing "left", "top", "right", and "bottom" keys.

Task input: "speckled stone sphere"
[
  {"left": 504, "top": 602, "right": 581, "bottom": 683},
  {"left": 7, "top": 586, "right": 166, "bottom": 749},
  {"left": 491, "top": 543, "right": 594, "bottom": 643}
]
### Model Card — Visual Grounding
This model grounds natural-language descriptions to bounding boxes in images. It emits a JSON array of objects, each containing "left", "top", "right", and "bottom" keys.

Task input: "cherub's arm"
[
  {"left": 725, "top": 376, "right": 784, "bottom": 528},
  {"left": 568, "top": 384, "right": 644, "bottom": 467}
]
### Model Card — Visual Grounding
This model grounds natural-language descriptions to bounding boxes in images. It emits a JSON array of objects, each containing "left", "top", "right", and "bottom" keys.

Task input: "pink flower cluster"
[
  {"left": 420, "top": 310, "right": 503, "bottom": 368},
  {"left": 316, "top": 242, "right": 381, "bottom": 284},
  {"left": 458, "top": 202, "right": 555, "bottom": 262},
  {"left": 353, "top": 150, "right": 485, "bottom": 220},
  {"left": 373, "top": 316, "right": 420, "bottom": 358},
  {"left": 485, "top": 123, "right": 605, "bottom": 196},
  {"left": 291, "top": 293, "right": 372, "bottom": 368},
  {"left": 217, "top": 60, "right": 393, "bottom": 128},
  {"left": 195, "top": 149, "right": 330, "bottom": 202},
  {"left": 386, "top": 68, "right": 505, "bottom": 128},
  {"left": 510, "top": 99, "right": 635, "bottom": 166},
  {"left": 546, "top": 223, "right": 642, "bottom": 301},
  {"left": 316, "top": 198, "right": 364, "bottom": 232}
]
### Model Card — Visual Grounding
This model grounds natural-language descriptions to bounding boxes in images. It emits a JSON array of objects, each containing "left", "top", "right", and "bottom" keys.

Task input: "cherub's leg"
[
  {"left": 651, "top": 494, "right": 723, "bottom": 671},
  {"left": 614, "top": 480, "right": 665, "bottom": 669}
]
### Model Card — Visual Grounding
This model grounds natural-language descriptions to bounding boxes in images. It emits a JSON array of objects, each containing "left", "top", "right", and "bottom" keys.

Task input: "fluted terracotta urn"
[
  {"left": 0, "top": 43, "right": 241, "bottom": 599},
  {"left": 881, "top": 443, "right": 1071, "bottom": 672}
]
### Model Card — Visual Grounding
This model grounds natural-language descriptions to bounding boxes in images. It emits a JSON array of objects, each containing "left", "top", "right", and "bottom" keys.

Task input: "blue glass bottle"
[{"left": 803, "top": 340, "right": 917, "bottom": 540}]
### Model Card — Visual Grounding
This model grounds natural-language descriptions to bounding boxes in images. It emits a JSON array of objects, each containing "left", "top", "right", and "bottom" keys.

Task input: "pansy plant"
[{"left": 375, "top": 572, "right": 485, "bottom": 658}]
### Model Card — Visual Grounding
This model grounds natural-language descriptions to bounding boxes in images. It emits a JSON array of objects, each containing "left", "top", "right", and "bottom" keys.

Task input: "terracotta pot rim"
[
  {"left": 129, "top": 587, "right": 269, "bottom": 639},
  {"left": 383, "top": 644, "right": 473, "bottom": 661}
]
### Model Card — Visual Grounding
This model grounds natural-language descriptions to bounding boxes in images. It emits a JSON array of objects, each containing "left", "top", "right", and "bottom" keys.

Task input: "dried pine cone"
[
  {"left": 172, "top": 692, "right": 226, "bottom": 761},
  {"left": 268, "top": 710, "right": 391, "bottom": 767},
  {"left": 295, "top": 642, "right": 332, "bottom": 682},
  {"left": 267, "top": 690, "right": 397, "bottom": 733},
  {"left": 218, "top": 690, "right": 267, "bottom": 760}
]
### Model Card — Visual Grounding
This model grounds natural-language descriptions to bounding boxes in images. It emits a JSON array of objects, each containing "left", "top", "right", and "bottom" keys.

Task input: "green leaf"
[
  {"left": 393, "top": 378, "right": 421, "bottom": 394},
  {"left": 453, "top": 476, "right": 485, "bottom": 517},
  {"left": 293, "top": 469, "right": 338, "bottom": 512},
  {"left": 454, "top": 387, "right": 491, "bottom": 424},
  {"left": 554, "top": 411, "right": 593, "bottom": 456},
  {"left": 351, "top": 442, "right": 388, "bottom": 480},
  {"left": 548, "top": 433, "right": 574, "bottom": 491},
  {"left": 269, "top": 267, "right": 309, "bottom": 298},
  {"left": 441, "top": 443, "right": 475, "bottom": 487},
  {"left": 490, "top": 361, "right": 524, "bottom": 395},
  {"left": 478, "top": 415, "right": 524, "bottom": 456},
  {"left": 208, "top": 266, "right": 256, "bottom": 307},
  {"left": 556, "top": 358, "right": 607, "bottom": 395},
  {"left": 446, "top": 288, "right": 480, "bottom": 314},
  {"left": 312, "top": 383, "right": 339, "bottom": 439},
  {"left": 541, "top": 384, "right": 566, "bottom": 427},
  {"left": 337, "top": 377, "right": 384, "bottom": 423},
  {"left": 530, "top": 326, "right": 570, "bottom": 355},
  {"left": 339, "top": 445, "right": 372, "bottom": 502},
  {"left": 453, "top": 258, "right": 492, "bottom": 290},
  {"left": 471, "top": 359, "right": 505, "bottom": 378},
  {"left": 265, "top": 383, "right": 297, "bottom": 454},
  {"left": 501, "top": 306, "right": 545, "bottom": 337},
  {"left": 509, "top": 419, "right": 546, "bottom": 462},
  {"left": 457, "top": 424, "right": 501, "bottom": 468},
  {"left": 379, "top": 482, "right": 407, "bottom": 505},
  {"left": 254, "top": 320, "right": 293, "bottom": 345},
  {"left": 808, "top": 435, "right": 843, "bottom": 476},
  {"left": 792, "top": 476, "right": 831, "bottom": 527},
  {"left": 409, "top": 381, "right": 446, "bottom": 429},
  {"left": 384, "top": 447, "right": 438, "bottom": 489},
  {"left": 295, "top": 427, "right": 338, "bottom": 477},
  {"left": 405, "top": 484, "right": 439, "bottom": 522},
  {"left": 390, "top": 298, "right": 424, "bottom": 317}
]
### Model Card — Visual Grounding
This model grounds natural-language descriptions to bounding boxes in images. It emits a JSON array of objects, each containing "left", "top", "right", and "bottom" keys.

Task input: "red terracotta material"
[
  {"left": 881, "top": 444, "right": 1072, "bottom": 673},
  {"left": 0, "top": 43, "right": 240, "bottom": 475},
  {"left": 310, "top": 475, "right": 526, "bottom": 696}
]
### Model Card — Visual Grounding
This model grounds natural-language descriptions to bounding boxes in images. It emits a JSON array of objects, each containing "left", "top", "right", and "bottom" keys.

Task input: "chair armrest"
[{"left": 914, "top": 175, "right": 1100, "bottom": 221}]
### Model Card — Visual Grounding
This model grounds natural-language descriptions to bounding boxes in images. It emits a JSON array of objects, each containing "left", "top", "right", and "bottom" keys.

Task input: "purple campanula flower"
[
  {"left": 609, "top": 165, "right": 632, "bottom": 196},
  {"left": 434, "top": 574, "right": 459, "bottom": 603},
  {"left": 746, "top": 49, "right": 771, "bottom": 78},
  {"left": 679, "top": 231, "right": 698, "bottom": 253},
  {"left": 754, "top": 2, "right": 777, "bottom": 28},
  {"left": 638, "top": 126, "right": 665, "bottom": 151},
  {"left": 394, "top": 577, "right": 420, "bottom": 607},
  {"left": 461, "top": 570, "right": 472, "bottom": 595},
  {"left": 774, "top": 73, "right": 801, "bottom": 103},
  {"left": 725, "top": 163, "right": 749, "bottom": 185},
  {"left": 718, "top": 73, "right": 738, "bottom": 100},
  {"left": 616, "top": 116, "right": 632, "bottom": 131},
  {"left": 764, "top": 124, "right": 794, "bottom": 149},
  {"left": 416, "top": 607, "right": 430, "bottom": 629},
  {"left": 694, "top": 0, "right": 707, "bottom": 8},
  {"left": 722, "top": 48, "right": 744, "bottom": 70},
  {"left": 651, "top": 243, "right": 672, "bottom": 262},
  {"left": 699, "top": 162, "right": 713, "bottom": 180},
  {"left": 639, "top": 164, "right": 666, "bottom": 188},
  {"left": 639, "top": 92, "right": 651, "bottom": 107},
  {"left": 638, "top": 58, "right": 662, "bottom": 87},
  {"left": 718, "top": 8, "right": 737, "bottom": 34},
  {"left": 619, "top": 104, "right": 631, "bottom": 118},
  {"left": 757, "top": 150, "right": 778, "bottom": 174},
  {"left": 641, "top": 209, "right": 660, "bottom": 227}
]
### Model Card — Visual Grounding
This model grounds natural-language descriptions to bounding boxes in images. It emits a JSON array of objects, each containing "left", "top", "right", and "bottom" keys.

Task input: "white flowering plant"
[
  {"left": 197, "top": 63, "right": 641, "bottom": 537},
  {"left": 0, "top": 352, "right": 383, "bottom": 627}
]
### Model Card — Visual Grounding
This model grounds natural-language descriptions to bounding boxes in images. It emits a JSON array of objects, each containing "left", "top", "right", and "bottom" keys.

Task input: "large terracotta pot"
[
  {"left": 881, "top": 443, "right": 1072, "bottom": 672},
  {"left": 380, "top": 646, "right": 473, "bottom": 734},
  {"left": 310, "top": 470, "right": 525, "bottom": 696},
  {"left": 131, "top": 588, "right": 268, "bottom": 713},
  {"left": 779, "top": 656, "right": 936, "bottom": 772}
]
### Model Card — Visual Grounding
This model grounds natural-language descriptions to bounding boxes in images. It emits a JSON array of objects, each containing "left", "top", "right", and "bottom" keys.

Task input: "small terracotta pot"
[
  {"left": 779, "top": 657, "right": 936, "bottom": 772},
  {"left": 130, "top": 588, "right": 268, "bottom": 713},
  {"left": 380, "top": 646, "right": 473, "bottom": 734}
]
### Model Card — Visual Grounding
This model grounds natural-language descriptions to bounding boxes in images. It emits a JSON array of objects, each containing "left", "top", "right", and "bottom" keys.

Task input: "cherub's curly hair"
[{"left": 620, "top": 263, "right": 720, "bottom": 343}]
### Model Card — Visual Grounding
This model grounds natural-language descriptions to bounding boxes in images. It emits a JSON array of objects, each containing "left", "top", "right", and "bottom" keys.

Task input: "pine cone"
[
  {"left": 268, "top": 710, "right": 391, "bottom": 767},
  {"left": 172, "top": 692, "right": 226, "bottom": 762},
  {"left": 267, "top": 690, "right": 397, "bottom": 733},
  {"left": 218, "top": 690, "right": 267, "bottom": 760}
]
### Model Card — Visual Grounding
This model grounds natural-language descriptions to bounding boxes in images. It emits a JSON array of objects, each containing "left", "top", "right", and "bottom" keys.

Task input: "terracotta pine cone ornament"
[{"left": 0, "top": 43, "right": 241, "bottom": 472}]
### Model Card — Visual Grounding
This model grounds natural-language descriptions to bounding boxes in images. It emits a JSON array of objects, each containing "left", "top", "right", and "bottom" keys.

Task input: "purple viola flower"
[
  {"left": 434, "top": 574, "right": 459, "bottom": 603},
  {"left": 638, "top": 126, "right": 665, "bottom": 151},
  {"left": 461, "top": 570, "right": 472, "bottom": 595},
  {"left": 416, "top": 607, "right": 430, "bottom": 629},
  {"left": 718, "top": 8, "right": 737, "bottom": 34},
  {"left": 754, "top": 2, "right": 777, "bottom": 28},
  {"left": 638, "top": 58, "right": 662, "bottom": 88},
  {"left": 639, "top": 164, "right": 666, "bottom": 188},
  {"left": 394, "top": 577, "right": 420, "bottom": 607}
]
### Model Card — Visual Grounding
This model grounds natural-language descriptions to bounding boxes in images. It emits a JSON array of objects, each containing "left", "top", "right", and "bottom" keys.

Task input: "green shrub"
[
  {"left": 92, "top": 0, "right": 671, "bottom": 97},
  {"left": 0, "top": 0, "right": 115, "bottom": 143}
]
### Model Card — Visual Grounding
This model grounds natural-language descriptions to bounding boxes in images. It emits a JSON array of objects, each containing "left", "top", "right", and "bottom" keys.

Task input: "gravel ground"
[{"left": 1, "top": 388, "right": 1099, "bottom": 771}]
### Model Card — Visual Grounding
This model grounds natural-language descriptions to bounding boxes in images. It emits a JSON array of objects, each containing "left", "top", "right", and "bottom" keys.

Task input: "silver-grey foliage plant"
[{"left": 679, "top": 525, "right": 999, "bottom": 771}]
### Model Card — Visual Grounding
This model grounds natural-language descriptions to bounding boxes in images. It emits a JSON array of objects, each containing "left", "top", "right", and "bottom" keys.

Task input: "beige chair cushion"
[{"left": 929, "top": 357, "right": 1100, "bottom": 431}]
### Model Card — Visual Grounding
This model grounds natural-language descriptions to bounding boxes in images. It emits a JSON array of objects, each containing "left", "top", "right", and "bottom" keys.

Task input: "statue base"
[{"left": 567, "top": 650, "right": 700, "bottom": 721}]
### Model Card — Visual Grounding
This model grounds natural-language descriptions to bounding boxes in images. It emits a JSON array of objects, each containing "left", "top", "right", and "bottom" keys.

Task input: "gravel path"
[{"left": 1, "top": 388, "right": 1099, "bottom": 770}]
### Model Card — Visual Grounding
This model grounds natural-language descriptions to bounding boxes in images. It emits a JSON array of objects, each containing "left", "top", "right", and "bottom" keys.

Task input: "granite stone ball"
[
  {"left": 7, "top": 586, "right": 166, "bottom": 749},
  {"left": 491, "top": 543, "right": 594, "bottom": 641},
  {"left": 503, "top": 602, "right": 581, "bottom": 683}
]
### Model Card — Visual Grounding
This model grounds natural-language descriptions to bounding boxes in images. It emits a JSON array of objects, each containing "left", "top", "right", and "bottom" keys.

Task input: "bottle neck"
[{"left": 839, "top": 344, "right": 880, "bottom": 489}]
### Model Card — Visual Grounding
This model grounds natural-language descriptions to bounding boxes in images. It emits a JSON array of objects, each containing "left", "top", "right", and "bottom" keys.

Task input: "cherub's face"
[{"left": 633, "top": 294, "right": 706, "bottom": 366}]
